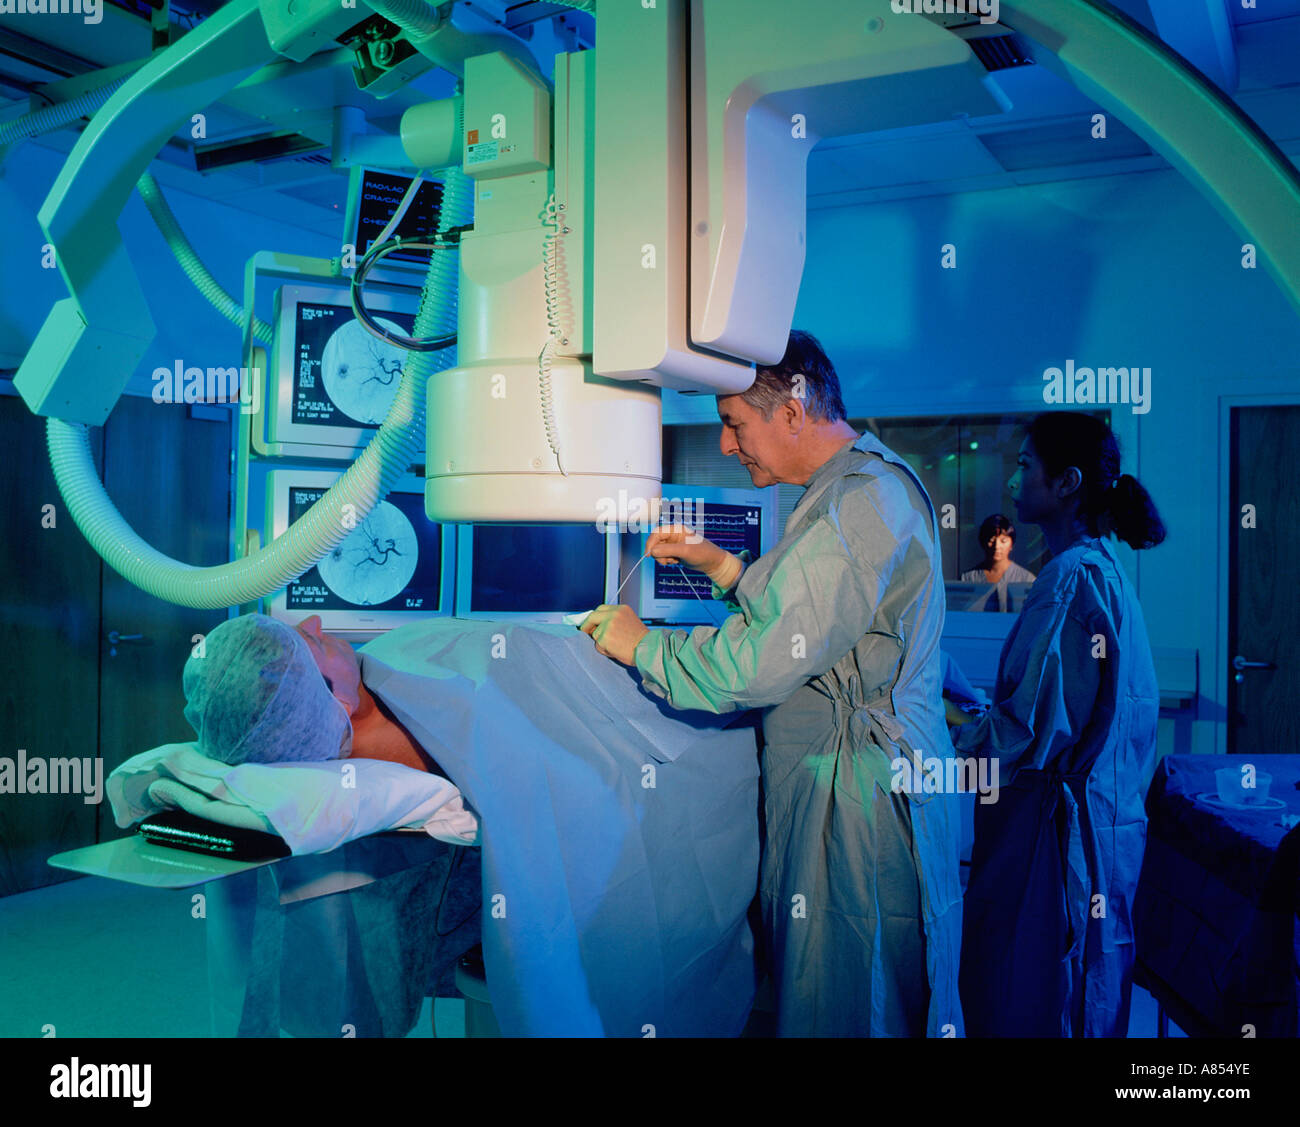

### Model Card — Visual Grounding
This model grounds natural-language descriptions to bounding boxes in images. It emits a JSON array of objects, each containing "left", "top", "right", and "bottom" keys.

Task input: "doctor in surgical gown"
[{"left": 628, "top": 430, "right": 966, "bottom": 1037}]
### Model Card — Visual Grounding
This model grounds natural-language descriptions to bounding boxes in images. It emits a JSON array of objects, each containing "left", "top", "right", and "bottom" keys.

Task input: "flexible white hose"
[
  {"left": 0, "top": 76, "right": 128, "bottom": 145},
  {"left": 45, "top": 164, "right": 472, "bottom": 609},
  {"left": 137, "top": 172, "right": 274, "bottom": 344}
]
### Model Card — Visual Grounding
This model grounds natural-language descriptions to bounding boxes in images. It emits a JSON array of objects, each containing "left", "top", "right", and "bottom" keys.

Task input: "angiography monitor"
[
  {"left": 267, "top": 281, "right": 423, "bottom": 458},
  {"left": 455, "top": 524, "right": 618, "bottom": 623},
  {"left": 265, "top": 469, "right": 455, "bottom": 640}
]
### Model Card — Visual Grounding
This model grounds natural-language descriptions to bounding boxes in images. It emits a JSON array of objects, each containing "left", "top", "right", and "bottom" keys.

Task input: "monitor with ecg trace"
[
  {"left": 455, "top": 524, "right": 619, "bottom": 623},
  {"left": 264, "top": 469, "right": 455, "bottom": 641},
  {"left": 638, "top": 485, "right": 778, "bottom": 624},
  {"left": 266, "top": 281, "right": 423, "bottom": 457}
]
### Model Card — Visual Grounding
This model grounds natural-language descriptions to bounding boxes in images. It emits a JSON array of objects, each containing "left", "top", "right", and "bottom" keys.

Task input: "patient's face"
[{"left": 294, "top": 615, "right": 363, "bottom": 718}]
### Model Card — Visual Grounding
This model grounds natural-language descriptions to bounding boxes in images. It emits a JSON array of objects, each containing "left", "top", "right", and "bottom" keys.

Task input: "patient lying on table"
[
  {"left": 163, "top": 610, "right": 761, "bottom": 1036},
  {"left": 182, "top": 613, "right": 440, "bottom": 774}
]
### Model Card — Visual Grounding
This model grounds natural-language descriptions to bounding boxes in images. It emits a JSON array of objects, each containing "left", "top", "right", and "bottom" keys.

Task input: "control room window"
[{"left": 863, "top": 411, "right": 1110, "bottom": 580}]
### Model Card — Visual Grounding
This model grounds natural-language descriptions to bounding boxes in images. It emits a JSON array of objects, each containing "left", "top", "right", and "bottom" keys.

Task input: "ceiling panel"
[{"left": 1, "top": 3, "right": 1297, "bottom": 229}]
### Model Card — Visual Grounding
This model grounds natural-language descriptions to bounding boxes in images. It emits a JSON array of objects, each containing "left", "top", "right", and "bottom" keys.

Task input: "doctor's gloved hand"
[
  {"left": 580, "top": 604, "right": 649, "bottom": 667},
  {"left": 645, "top": 525, "right": 740, "bottom": 586}
]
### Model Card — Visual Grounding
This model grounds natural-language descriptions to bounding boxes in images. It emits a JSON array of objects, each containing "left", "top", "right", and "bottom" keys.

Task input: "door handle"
[
  {"left": 107, "top": 630, "right": 148, "bottom": 657},
  {"left": 1233, "top": 654, "right": 1275, "bottom": 683}
]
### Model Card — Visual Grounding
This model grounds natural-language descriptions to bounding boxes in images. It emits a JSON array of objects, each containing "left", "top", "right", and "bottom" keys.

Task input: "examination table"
[
  {"left": 51, "top": 826, "right": 482, "bottom": 1037},
  {"left": 57, "top": 619, "right": 763, "bottom": 1037}
]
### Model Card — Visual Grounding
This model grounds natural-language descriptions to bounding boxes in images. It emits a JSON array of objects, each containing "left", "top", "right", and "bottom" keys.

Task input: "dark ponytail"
[
  {"left": 1026, "top": 413, "right": 1167, "bottom": 551},
  {"left": 1107, "top": 472, "right": 1166, "bottom": 550}
]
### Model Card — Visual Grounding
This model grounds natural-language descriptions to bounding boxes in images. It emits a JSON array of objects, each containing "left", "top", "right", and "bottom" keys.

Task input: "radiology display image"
[
  {"left": 285, "top": 487, "right": 439, "bottom": 610},
  {"left": 319, "top": 316, "right": 408, "bottom": 424},
  {"left": 292, "top": 302, "right": 415, "bottom": 427}
]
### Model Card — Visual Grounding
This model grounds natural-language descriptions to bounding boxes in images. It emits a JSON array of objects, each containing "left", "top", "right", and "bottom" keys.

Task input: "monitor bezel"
[{"left": 454, "top": 523, "right": 621, "bottom": 624}]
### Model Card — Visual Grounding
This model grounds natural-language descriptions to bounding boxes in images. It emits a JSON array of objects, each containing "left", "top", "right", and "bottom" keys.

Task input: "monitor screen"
[
  {"left": 265, "top": 470, "right": 454, "bottom": 639},
  {"left": 457, "top": 524, "right": 616, "bottom": 620},
  {"left": 651, "top": 501, "right": 764, "bottom": 603},
  {"left": 268, "top": 282, "right": 423, "bottom": 456},
  {"left": 348, "top": 167, "right": 445, "bottom": 268},
  {"left": 290, "top": 297, "right": 414, "bottom": 429},
  {"left": 637, "top": 485, "right": 778, "bottom": 624}
]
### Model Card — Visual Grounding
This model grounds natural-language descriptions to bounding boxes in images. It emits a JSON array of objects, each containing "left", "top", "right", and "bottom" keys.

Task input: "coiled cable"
[{"left": 538, "top": 192, "right": 567, "bottom": 475}]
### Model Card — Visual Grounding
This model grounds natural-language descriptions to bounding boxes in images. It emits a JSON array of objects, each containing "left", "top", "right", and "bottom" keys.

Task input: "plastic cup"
[
  {"left": 1215, "top": 767, "right": 1272, "bottom": 805},
  {"left": 1248, "top": 772, "right": 1273, "bottom": 803}
]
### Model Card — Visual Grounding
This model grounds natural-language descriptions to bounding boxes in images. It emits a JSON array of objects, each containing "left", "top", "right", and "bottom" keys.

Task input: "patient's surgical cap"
[{"left": 183, "top": 614, "right": 353, "bottom": 765}]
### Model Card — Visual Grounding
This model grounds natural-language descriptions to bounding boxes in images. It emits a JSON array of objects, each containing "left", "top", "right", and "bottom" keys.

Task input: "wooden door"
[
  {"left": 96, "top": 397, "right": 233, "bottom": 839},
  {"left": 0, "top": 395, "right": 104, "bottom": 894},
  {"left": 1228, "top": 405, "right": 1300, "bottom": 754},
  {"left": 0, "top": 392, "right": 232, "bottom": 893}
]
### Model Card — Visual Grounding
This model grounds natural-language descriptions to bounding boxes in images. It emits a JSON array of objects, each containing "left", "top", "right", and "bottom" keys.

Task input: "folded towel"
[{"left": 108, "top": 743, "right": 479, "bottom": 853}]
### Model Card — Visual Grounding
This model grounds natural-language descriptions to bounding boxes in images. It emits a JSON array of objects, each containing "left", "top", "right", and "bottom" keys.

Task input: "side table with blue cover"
[{"left": 1133, "top": 754, "right": 1300, "bottom": 1037}]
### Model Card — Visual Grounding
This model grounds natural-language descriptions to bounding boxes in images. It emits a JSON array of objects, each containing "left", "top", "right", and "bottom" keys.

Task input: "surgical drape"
[{"left": 357, "top": 619, "right": 760, "bottom": 1037}]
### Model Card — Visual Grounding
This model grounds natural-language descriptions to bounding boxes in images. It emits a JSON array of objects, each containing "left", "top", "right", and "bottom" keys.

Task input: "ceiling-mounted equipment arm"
[
  {"left": 595, "top": 0, "right": 1300, "bottom": 396},
  {"left": 996, "top": 0, "right": 1300, "bottom": 317},
  {"left": 688, "top": 0, "right": 1010, "bottom": 367},
  {"left": 686, "top": 0, "right": 1300, "bottom": 376},
  {"left": 14, "top": 0, "right": 278, "bottom": 426},
  {"left": 593, "top": 0, "right": 1010, "bottom": 390}
]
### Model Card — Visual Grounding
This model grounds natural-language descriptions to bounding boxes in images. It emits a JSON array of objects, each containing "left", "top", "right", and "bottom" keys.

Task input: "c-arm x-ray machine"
[{"left": 13, "top": 0, "right": 1300, "bottom": 609}]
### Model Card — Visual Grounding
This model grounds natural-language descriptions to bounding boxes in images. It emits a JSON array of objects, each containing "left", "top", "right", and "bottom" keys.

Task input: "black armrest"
[{"left": 137, "top": 809, "right": 291, "bottom": 861}]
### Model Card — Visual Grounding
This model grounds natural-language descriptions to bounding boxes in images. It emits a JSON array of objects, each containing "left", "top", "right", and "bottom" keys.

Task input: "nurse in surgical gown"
[
  {"left": 632, "top": 431, "right": 966, "bottom": 1037},
  {"left": 952, "top": 412, "right": 1166, "bottom": 1037}
]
